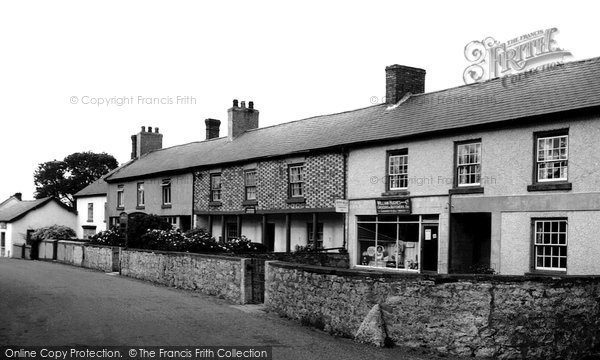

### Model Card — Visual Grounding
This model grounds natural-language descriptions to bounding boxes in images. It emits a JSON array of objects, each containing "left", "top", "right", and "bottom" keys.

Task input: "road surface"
[{"left": 0, "top": 258, "right": 455, "bottom": 360}]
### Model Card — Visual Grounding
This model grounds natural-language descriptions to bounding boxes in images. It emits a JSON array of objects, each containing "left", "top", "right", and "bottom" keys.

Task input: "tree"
[{"left": 34, "top": 152, "right": 118, "bottom": 207}]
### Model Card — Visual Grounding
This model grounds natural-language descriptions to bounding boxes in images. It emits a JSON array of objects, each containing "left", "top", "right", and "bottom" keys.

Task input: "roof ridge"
[{"left": 409, "top": 55, "right": 600, "bottom": 99}]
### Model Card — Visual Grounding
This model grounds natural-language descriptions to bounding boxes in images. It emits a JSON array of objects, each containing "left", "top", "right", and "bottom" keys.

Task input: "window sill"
[
  {"left": 242, "top": 200, "right": 258, "bottom": 206},
  {"left": 525, "top": 270, "right": 567, "bottom": 277},
  {"left": 86, "top": 220, "right": 94, "bottom": 223},
  {"left": 381, "top": 190, "right": 410, "bottom": 197},
  {"left": 161, "top": 204, "right": 172, "bottom": 209},
  {"left": 527, "top": 182, "right": 572, "bottom": 192},
  {"left": 209, "top": 201, "right": 222, "bottom": 207},
  {"left": 286, "top": 197, "right": 306, "bottom": 204},
  {"left": 136, "top": 206, "right": 145, "bottom": 210},
  {"left": 449, "top": 186, "right": 484, "bottom": 195},
  {"left": 116, "top": 207, "right": 124, "bottom": 211}
]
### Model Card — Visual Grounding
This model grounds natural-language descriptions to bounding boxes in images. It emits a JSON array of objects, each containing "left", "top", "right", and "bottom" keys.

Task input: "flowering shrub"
[
  {"left": 89, "top": 229, "right": 123, "bottom": 246},
  {"left": 140, "top": 229, "right": 189, "bottom": 251},
  {"left": 223, "top": 236, "right": 267, "bottom": 253},
  {"left": 29, "top": 225, "right": 76, "bottom": 244}
]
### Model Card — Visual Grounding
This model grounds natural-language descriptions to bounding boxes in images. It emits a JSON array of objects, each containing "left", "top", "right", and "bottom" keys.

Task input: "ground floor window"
[
  {"left": 82, "top": 226, "right": 96, "bottom": 240},
  {"left": 307, "top": 223, "right": 324, "bottom": 249},
  {"left": 162, "top": 216, "right": 178, "bottom": 229},
  {"left": 533, "top": 218, "right": 567, "bottom": 271},
  {"left": 357, "top": 215, "right": 422, "bottom": 270},
  {"left": 226, "top": 223, "right": 239, "bottom": 241},
  {"left": 109, "top": 217, "right": 119, "bottom": 229}
]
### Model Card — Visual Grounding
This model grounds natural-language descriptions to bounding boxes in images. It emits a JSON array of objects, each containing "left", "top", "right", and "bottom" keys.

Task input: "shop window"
[{"left": 357, "top": 215, "right": 420, "bottom": 270}]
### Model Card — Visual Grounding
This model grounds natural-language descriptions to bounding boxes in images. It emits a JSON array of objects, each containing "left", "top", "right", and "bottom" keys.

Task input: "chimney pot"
[
  {"left": 241, "top": 101, "right": 246, "bottom": 109},
  {"left": 249, "top": 101, "right": 254, "bottom": 110},
  {"left": 155, "top": 127, "right": 159, "bottom": 133},
  {"left": 148, "top": 126, "right": 153, "bottom": 133},
  {"left": 385, "top": 64, "right": 426, "bottom": 105},
  {"left": 233, "top": 99, "right": 239, "bottom": 107},
  {"left": 141, "top": 126, "right": 146, "bottom": 132}
]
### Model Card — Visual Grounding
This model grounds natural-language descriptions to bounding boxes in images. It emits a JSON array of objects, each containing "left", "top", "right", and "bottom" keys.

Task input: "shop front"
[{"left": 348, "top": 196, "right": 449, "bottom": 273}]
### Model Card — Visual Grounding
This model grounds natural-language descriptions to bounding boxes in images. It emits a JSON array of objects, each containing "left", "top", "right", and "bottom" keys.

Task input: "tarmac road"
[{"left": 0, "top": 258, "right": 456, "bottom": 360}]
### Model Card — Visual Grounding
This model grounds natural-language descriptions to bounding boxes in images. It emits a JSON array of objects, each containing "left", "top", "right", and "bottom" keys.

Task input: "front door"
[
  {"left": 266, "top": 223, "right": 275, "bottom": 252},
  {"left": 422, "top": 224, "right": 438, "bottom": 272}
]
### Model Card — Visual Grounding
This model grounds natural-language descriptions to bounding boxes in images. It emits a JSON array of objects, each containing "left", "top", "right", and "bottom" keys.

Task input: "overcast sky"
[{"left": 1, "top": 0, "right": 598, "bottom": 200}]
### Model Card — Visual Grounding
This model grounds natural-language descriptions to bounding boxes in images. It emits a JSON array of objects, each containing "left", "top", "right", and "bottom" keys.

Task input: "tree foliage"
[{"left": 33, "top": 152, "right": 118, "bottom": 206}]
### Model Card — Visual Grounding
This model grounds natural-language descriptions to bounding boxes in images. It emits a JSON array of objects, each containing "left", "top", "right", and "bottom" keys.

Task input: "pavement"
[{"left": 0, "top": 258, "right": 457, "bottom": 360}]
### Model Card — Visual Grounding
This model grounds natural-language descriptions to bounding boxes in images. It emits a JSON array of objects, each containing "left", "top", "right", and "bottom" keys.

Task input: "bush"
[
  {"left": 126, "top": 213, "right": 172, "bottom": 249},
  {"left": 185, "top": 228, "right": 227, "bottom": 253},
  {"left": 223, "top": 236, "right": 267, "bottom": 253},
  {"left": 29, "top": 225, "right": 76, "bottom": 244},
  {"left": 89, "top": 229, "right": 123, "bottom": 246}
]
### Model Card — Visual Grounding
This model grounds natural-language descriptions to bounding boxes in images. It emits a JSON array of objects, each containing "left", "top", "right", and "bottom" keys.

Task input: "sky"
[{"left": 1, "top": 0, "right": 599, "bottom": 200}]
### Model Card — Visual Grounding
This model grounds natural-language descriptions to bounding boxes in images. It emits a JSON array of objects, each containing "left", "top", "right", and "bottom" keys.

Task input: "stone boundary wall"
[
  {"left": 37, "top": 240, "right": 117, "bottom": 272},
  {"left": 265, "top": 261, "right": 600, "bottom": 359},
  {"left": 223, "top": 252, "right": 349, "bottom": 269},
  {"left": 82, "top": 244, "right": 117, "bottom": 272},
  {"left": 120, "top": 249, "right": 256, "bottom": 304}
]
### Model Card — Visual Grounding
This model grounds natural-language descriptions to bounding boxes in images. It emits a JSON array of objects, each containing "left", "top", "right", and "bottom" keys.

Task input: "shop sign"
[{"left": 376, "top": 198, "right": 411, "bottom": 214}]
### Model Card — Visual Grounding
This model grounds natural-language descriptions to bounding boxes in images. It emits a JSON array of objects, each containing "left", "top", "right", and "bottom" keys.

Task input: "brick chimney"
[
  {"left": 228, "top": 99, "right": 258, "bottom": 141},
  {"left": 385, "top": 65, "right": 426, "bottom": 105},
  {"left": 131, "top": 126, "right": 163, "bottom": 159},
  {"left": 13, "top": 192, "right": 22, "bottom": 201},
  {"left": 205, "top": 118, "right": 221, "bottom": 140}
]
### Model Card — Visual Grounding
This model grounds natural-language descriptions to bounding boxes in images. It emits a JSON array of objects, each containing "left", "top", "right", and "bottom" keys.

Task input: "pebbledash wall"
[
  {"left": 265, "top": 261, "right": 600, "bottom": 360},
  {"left": 119, "top": 249, "right": 258, "bottom": 304},
  {"left": 193, "top": 152, "right": 345, "bottom": 251}
]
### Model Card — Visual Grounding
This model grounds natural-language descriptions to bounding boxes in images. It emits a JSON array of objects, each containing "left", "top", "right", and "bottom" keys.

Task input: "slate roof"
[
  {"left": 74, "top": 176, "right": 109, "bottom": 198},
  {"left": 106, "top": 57, "right": 600, "bottom": 182},
  {"left": 0, "top": 198, "right": 63, "bottom": 222}
]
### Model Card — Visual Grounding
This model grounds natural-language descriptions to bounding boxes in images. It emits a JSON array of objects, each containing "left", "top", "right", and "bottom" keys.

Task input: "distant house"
[
  {"left": 0, "top": 195, "right": 76, "bottom": 257},
  {"left": 73, "top": 177, "right": 108, "bottom": 239}
]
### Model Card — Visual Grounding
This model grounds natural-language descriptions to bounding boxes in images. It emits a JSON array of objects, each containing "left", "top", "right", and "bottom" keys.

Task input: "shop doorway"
[{"left": 421, "top": 224, "right": 438, "bottom": 272}]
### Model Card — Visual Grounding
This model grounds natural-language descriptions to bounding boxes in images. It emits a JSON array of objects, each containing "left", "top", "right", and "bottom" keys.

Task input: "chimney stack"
[
  {"left": 131, "top": 126, "right": 163, "bottom": 159},
  {"left": 13, "top": 192, "right": 22, "bottom": 201},
  {"left": 228, "top": 99, "right": 259, "bottom": 141},
  {"left": 385, "top": 65, "right": 426, "bottom": 105},
  {"left": 205, "top": 118, "right": 221, "bottom": 140}
]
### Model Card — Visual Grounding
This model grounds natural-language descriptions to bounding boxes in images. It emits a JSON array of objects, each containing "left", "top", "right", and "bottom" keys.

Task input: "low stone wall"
[
  {"left": 265, "top": 262, "right": 600, "bottom": 359},
  {"left": 227, "top": 252, "right": 349, "bottom": 269},
  {"left": 55, "top": 240, "right": 85, "bottom": 266},
  {"left": 120, "top": 249, "right": 256, "bottom": 304},
  {"left": 38, "top": 240, "right": 57, "bottom": 260},
  {"left": 11, "top": 244, "right": 31, "bottom": 259},
  {"left": 83, "top": 244, "right": 117, "bottom": 272}
]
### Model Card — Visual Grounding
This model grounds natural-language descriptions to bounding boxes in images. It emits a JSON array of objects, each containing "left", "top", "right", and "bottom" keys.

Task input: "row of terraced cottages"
[{"left": 101, "top": 57, "right": 600, "bottom": 276}]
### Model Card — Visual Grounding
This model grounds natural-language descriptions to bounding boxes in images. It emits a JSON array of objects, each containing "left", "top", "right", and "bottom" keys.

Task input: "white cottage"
[{"left": 0, "top": 195, "right": 76, "bottom": 257}]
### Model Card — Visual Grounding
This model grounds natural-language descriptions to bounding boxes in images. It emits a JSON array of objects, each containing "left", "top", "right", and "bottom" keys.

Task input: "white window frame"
[
  {"left": 87, "top": 203, "right": 94, "bottom": 222},
  {"left": 136, "top": 182, "right": 145, "bottom": 206},
  {"left": 457, "top": 142, "right": 482, "bottom": 187},
  {"left": 289, "top": 165, "right": 305, "bottom": 198},
  {"left": 117, "top": 185, "right": 124, "bottom": 208},
  {"left": 210, "top": 173, "right": 222, "bottom": 202},
  {"left": 162, "top": 179, "right": 172, "bottom": 205},
  {"left": 244, "top": 170, "right": 257, "bottom": 200},
  {"left": 388, "top": 152, "right": 408, "bottom": 190},
  {"left": 533, "top": 219, "right": 568, "bottom": 272},
  {"left": 536, "top": 134, "right": 568, "bottom": 182}
]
